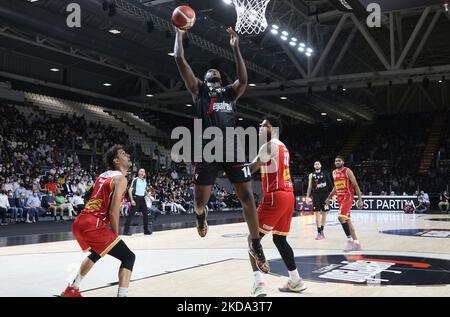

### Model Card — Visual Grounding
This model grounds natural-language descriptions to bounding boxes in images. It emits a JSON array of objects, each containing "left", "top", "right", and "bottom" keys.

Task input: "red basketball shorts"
[
  {"left": 72, "top": 213, "right": 121, "bottom": 257},
  {"left": 258, "top": 191, "right": 295, "bottom": 236},
  {"left": 337, "top": 194, "right": 354, "bottom": 220}
]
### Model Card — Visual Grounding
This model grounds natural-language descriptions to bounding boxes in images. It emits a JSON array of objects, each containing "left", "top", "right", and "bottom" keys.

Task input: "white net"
[{"left": 233, "top": 0, "right": 271, "bottom": 35}]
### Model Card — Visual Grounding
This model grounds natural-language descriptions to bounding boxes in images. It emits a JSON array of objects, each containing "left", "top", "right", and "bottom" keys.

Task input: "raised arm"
[
  {"left": 227, "top": 28, "right": 247, "bottom": 101},
  {"left": 173, "top": 27, "right": 202, "bottom": 96},
  {"left": 347, "top": 169, "right": 363, "bottom": 209},
  {"left": 109, "top": 175, "right": 128, "bottom": 235}
]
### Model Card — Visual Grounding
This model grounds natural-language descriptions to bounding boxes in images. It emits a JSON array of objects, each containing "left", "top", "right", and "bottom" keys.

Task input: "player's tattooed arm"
[
  {"left": 173, "top": 27, "right": 202, "bottom": 96},
  {"left": 347, "top": 169, "right": 363, "bottom": 209},
  {"left": 227, "top": 27, "right": 248, "bottom": 101},
  {"left": 110, "top": 175, "right": 128, "bottom": 235}
]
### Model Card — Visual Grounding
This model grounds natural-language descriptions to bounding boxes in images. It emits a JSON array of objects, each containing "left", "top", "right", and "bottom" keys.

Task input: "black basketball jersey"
[
  {"left": 194, "top": 83, "right": 236, "bottom": 131},
  {"left": 310, "top": 170, "right": 332, "bottom": 194}
]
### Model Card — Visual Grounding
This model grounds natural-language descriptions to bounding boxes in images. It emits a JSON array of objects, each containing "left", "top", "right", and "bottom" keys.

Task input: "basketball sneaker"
[
  {"left": 61, "top": 285, "right": 82, "bottom": 297},
  {"left": 279, "top": 279, "right": 307, "bottom": 293},
  {"left": 251, "top": 282, "right": 267, "bottom": 297},
  {"left": 249, "top": 243, "right": 270, "bottom": 273},
  {"left": 352, "top": 242, "right": 362, "bottom": 251},
  {"left": 196, "top": 206, "right": 209, "bottom": 238},
  {"left": 343, "top": 240, "right": 354, "bottom": 252}
]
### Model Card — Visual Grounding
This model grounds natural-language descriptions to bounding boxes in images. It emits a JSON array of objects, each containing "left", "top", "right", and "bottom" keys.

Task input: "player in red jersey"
[
  {"left": 61, "top": 145, "right": 135, "bottom": 297},
  {"left": 325, "top": 155, "right": 363, "bottom": 252},
  {"left": 248, "top": 116, "right": 307, "bottom": 297}
]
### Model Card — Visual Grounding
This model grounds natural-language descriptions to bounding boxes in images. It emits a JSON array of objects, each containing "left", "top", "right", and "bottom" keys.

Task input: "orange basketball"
[{"left": 172, "top": 5, "right": 196, "bottom": 30}]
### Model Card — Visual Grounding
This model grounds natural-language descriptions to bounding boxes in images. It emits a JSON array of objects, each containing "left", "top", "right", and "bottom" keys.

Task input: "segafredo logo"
[
  {"left": 212, "top": 102, "right": 233, "bottom": 112},
  {"left": 269, "top": 254, "right": 450, "bottom": 285}
]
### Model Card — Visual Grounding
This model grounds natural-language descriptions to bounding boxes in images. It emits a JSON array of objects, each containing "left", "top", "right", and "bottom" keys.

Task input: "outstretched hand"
[
  {"left": 174, "top": 26, "right": 186, "bottom": 36},
  {"left": 226, "top": 27, "right": 239, "bottom": 47}
]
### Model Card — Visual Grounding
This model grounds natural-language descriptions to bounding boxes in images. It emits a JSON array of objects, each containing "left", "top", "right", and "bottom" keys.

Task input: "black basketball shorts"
[
  {"left": 193, "top": 162, "right": 251, "bottom": 186},
  {"left": 312, "top": 192, "right": 329, "bottom": 212}
]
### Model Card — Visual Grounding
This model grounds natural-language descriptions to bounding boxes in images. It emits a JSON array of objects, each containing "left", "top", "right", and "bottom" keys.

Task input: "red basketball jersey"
[
  {"left": 260, "top": 139, "right": 293, "bottom": 195},
  {"left": 332, "top": 167, "right": 354, "bottom": 197},
  {"left": 81, "top": 170, "right": 124, "bottom": 223}
]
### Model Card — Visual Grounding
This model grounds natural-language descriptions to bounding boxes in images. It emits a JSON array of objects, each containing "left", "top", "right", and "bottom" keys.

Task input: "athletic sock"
[
  {"left": 317, "top": 227, "right": 322, "bottom": 234},
  {"left": 71, "top": 273, "right": 84, "bottom": 289},
  {"left": 117, "top": 287, "right": 128, "bottom": 297},
  {"left": 253, "top": 271, "right": 263, "bottom": 285},
  {"left": 288, "top": 269, "right": 301, "bottom": 283},
  {"left": 353, "top": 240, "right": 359, "bottom": 244},
  {"left": 320, "top": 226, "right": 324, "bottom": 233}
]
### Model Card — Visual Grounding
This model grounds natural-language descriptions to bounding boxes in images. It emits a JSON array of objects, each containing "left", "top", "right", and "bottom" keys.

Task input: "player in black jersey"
[
  {"left": 173, "top": 26, "right": 269, "bottom": 273},
  {"left": 306, "top": 161, "right": 333, "bottom": 240}
]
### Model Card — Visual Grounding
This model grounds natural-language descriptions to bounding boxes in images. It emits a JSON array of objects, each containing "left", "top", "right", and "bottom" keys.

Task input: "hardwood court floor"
[{"left": 0, "top": 212, "right": 449, "bottom": 297}]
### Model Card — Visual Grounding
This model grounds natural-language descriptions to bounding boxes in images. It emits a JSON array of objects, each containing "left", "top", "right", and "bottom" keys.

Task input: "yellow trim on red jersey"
[
  {"left": 338, "top": 214, "right": 351, "bottom": 221},
  {"left": 272, "top": 230, "right": 289, "bottom": 236},
  {"left": 100, "top": 236, "right": 122, "bottom": 257},
  {"left": 259, "top": 228, "right": 271, "bottom": 235}
]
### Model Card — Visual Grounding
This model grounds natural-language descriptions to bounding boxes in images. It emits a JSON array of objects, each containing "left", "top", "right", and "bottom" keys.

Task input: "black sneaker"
[
  {"left": 123, "top": 231, "right": 132, "bottom": 236},
  {"left": 144, "top": 231, "right": 152, "bottom": 235},
  {"left": 249, "top": 243, "right": 270, "bottom": 274}
]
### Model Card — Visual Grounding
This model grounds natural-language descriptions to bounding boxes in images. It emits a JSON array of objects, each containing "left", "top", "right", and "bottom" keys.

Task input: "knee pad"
[
  {"left": 120, "top": 251, "right": 136, "bottom": 271},
  {"left": 88, "top": 252, "right": 101, "bottom": 264}
]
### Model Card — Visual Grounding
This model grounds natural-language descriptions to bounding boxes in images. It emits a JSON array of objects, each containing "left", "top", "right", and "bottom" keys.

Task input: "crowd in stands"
[
  {"left": 285, "top": 114, "right": 449, "bottom": 196},
  {"left": 0, "top": 103, "right": 128, "bottom": 225},
  {"left": 285, "top": 125, "right": 351, "bottom": 177},
  {"left": 1, "top": 101, "right": 449, "bottom": 226},
  {"left": 121, "top": 171, "right": 241, "bottom": 217}
]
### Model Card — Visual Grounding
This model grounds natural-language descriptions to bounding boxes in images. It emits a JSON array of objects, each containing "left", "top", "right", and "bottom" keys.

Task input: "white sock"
[
  {"left": 72, "top": 273, "right": 84, "bottom": 289},
  {"left": 253, "top": 271, "right": 263, "bottom": 285},
  {"left": 117, "top": 287, "right": 128, "bottom": 297},
  {"left": 288, "top": 269, "right": 301, "bottom": 283},
  {"left": 348, "top": 238, "right": 353, "bottom": 242},
  {"left": 354, "top": 240, "right": 359, "bottom": 244}
]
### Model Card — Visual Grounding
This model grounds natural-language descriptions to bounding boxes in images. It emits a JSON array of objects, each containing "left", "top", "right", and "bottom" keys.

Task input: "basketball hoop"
[{"left": 233, "top": 0, "right": 271, "bottom": 35}]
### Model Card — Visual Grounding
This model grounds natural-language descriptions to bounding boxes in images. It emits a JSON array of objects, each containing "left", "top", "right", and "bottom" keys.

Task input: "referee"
[
  {"left": 306, "top": 161, "right": 333, "bottom": 240},
  {"left": 124, "top": 168, "right": 151, "bottom": 235}
]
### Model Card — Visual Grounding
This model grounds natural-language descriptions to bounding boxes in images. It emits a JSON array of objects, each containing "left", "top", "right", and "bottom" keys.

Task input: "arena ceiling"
[{"left": 0, "top": 0, "right": 449, "bottom": 127}]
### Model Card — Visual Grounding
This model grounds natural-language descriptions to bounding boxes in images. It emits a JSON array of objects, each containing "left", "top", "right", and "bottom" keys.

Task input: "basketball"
[{"left": 172, "top": 5, "right": 196, "bottom": 30}]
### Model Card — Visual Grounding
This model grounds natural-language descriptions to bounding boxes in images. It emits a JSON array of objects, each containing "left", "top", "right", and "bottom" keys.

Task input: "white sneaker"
[
  {"left": 279, "top": 279, "right": 307, "bottom": 293},
  {"left": 251, "top": 282, "right": 267, "bottom": 297},
  {"left": 344, "top": 240, "right": 354, "bottom": 252}
]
